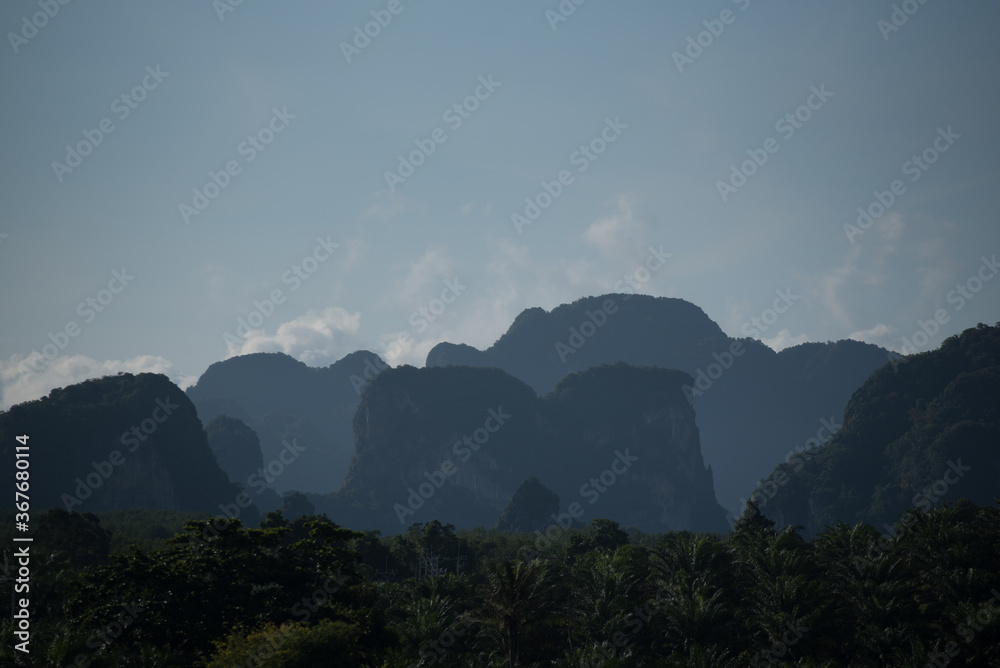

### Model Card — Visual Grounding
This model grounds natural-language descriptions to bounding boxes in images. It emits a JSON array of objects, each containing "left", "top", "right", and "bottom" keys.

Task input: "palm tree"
[
  {"left": 813, "top": 521, "right": 919, "bottom": 662},
  {"left": 568, "top": 546, "right": 646, "bottom": 657},
  {"left": 475, "top": 558, "right": 564, "bottom": 667},
  {"left": 649, "top": 532, "right": 734, "bottom": 657},
  {"left": 730, "top": 524, "right": 824, "bottom": 659}
]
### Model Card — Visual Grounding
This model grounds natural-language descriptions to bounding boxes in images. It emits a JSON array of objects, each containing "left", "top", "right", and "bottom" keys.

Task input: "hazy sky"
[{"left": 2, "top": 0, "right": 998, "bottom": 409}]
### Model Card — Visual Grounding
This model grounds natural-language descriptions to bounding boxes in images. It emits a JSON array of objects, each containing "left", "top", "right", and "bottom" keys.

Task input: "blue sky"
[{"left": 1, "top": 0, "right": 999, "bottom": 409}]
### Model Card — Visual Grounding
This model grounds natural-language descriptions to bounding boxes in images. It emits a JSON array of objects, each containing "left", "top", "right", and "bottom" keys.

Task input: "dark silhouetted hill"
[
  {"left": 426, "top": 294, "right": 891, "bottom": 517},
  {"left": 495, "top": 477, "right": 561, "bottom": 533},
  {"left": 328, "top": 362, "right": 727, "bottom": 534},
  {"left": 760, "top": 323, "right": 1000, "bottom": 537},
  {"left": 205, "top": 415, "right": 282, "bottom": 513},
  {"left": 0, "top": 373, "right": 245, "bottom": 518},
  {"left": 186, "top": 350, "right": 387, "bottom": 494}
]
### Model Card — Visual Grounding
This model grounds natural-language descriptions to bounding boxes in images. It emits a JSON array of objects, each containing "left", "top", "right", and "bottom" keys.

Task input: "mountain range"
[
  {"left": 426, "top": 294, "right": 892, "bottom": 517},
  {"left": 5, "top": 294, "right": 991, "bottom": 539}
]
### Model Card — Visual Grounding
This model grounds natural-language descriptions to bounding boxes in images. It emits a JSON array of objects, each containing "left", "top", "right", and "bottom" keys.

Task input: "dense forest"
[{"left": 2, "top": 501, "right": 999, "bottom": 666}]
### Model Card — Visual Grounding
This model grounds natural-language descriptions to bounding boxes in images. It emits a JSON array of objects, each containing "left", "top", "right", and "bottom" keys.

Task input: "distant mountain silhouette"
[
  {"left": 495, "top": 477, "right": 561, "bottom": 533},
  {"left": 760, "top": 323, "right": 1000, "bottom": 537},
  {"left": 0, "top": 373, "right": 244, "bottom": 518},
  {"left": 186, "top": 350, "right": 388, "bottom": 494},
  {"left": 205, "top": 415, "right": 282, "bottom": 513},
  {"left": 426, "top": 294, "right": 891, "bottom": 517},
  {"left": 327, "top": 363, "right": 728, "bottom": 534}
]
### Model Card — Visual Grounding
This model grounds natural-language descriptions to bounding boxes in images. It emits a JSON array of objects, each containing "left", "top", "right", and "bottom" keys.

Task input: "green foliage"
[
  {"left": 95, "top": 508, "right": 210, "bottom": 553},
  {"left": 763, "top": 323, "right": 1000, "bottom": 536},
  {"left": 3, "top": 501, "right": 1000, "bottom": 666},
  {"left": 280, "top": 490, "right": 316, "bottom": 521},
  {"left": 202, "top": 619, "right": 372, "bottom": 667},
  {"left": 0, "top": 372, "right": 240, "bottom": 515}
]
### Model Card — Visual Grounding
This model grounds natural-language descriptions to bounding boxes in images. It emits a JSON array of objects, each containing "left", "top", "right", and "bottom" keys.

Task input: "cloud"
[
  {"left": 389, "top": 248, "right": 455, "bottom": 307},
  {"left": 761, "top": 329, "right": 811, "bottom": 352},
  {"left": 364, "top": 189, "right": 419, "bottom": 222},
  {"left": 226, "top": 306, "right": 362, "bottom": 367},
  {"left": 848, "top": 323, "right": 897, "bottom": 350},
  {"left": 807, "top": 212, "right": 908, "bottom": 331},
  {"left": 336, "top": 237, "right": 368, "bottom": 273},
  {"left": 0, "top": 353, "right": 197, "bottom": 411},
  {"left": 583, "top": 195, "right": 646, "bottom": 264},
  {"left": 460, "top": 201, "right": 493, "bottom": 217},
  {"left": 806, "top": 212, "right": 966, "bottom": 344}
]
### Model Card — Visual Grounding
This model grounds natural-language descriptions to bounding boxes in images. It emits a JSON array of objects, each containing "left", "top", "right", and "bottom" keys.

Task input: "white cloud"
[
  {"left": 0, "top": 353, "right": 197, "bottom": 411},
  {"left": 364, "top": 189, "right": 419, "bottom": 222},
  {"left": 459, "top": 201, "right": 494, "bottom": 217},
  {"left": 337, "top": 237, "right": 369, "bottom": 273},
  {"left": 583, "top": 195, "right": 646, "bottom": 264},
  {"left": 377, "top": 282, "right": 529, "bottom": 368},
  {"left": 806, "top": 212, "right": 968, "bottom": 345},
  {"left": 807, "top": 212, "right": 908, "bottom": 331},
  {"left": 848, "top": 323, "right": 897, "bottom": 350},
  {"left": 389, "top": 248, "right": 455, "bottom": 307},
  {"left": 760, "top": 329, "right": 811, "bottom": 352},
  {"left": 227, "top": 306, "right": 362, "bottom": 367}
]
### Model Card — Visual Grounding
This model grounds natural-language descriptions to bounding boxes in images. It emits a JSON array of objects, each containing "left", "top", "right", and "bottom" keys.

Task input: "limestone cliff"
[
  {"left": 333, "top": 363, "right": 727, "bottom": 533},
  {"left": 0, "top": 373, "right": 243, "bottom": 516}
]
